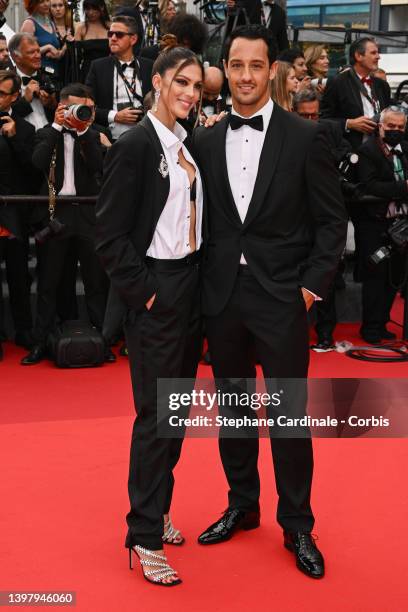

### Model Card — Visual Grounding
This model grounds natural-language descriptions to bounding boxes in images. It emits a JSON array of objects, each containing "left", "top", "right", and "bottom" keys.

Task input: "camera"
[
  {"left": 338, "top": 152, "right": 366, "bottom": 200},
  {"left": 38, "top": 67, "right": 59, "bottom": 96},
  {"left": 34, "top": 217, "right": 66, "bottom": 244},
  {"left": 370, "top": 215, "right": 408, "bottom": 265},
  {"left": 64, "top": 104, "right": 93, "bottom": 122}
]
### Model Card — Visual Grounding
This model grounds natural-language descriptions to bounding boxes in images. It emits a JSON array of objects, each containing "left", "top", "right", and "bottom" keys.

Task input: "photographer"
[
  {"left": 0, "top": 70, "right": 37, "bottom": 357},
  {"left": 21, "top": 83, "right": 108, "bottom": 365},
  {"left": 86, "top": 16, "right": 152, "bottom": 142},
  {"left": 293, "top": 87, "right": 349, "bottom": 351},
  {"left": 9, "top": 33, "right": 57, "bottom": 130},
  {"left": 357, "top": 105, "right": 407, "bottom": 343}
]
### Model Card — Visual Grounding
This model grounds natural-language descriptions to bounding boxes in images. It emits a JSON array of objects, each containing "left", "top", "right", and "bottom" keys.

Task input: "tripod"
[{"left": 217, "top": 4, "right": 250, "bottom": 64}]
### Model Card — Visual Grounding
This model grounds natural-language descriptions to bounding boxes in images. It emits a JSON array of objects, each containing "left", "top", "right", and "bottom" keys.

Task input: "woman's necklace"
[{"left": 32, "top": 12, "right": 53, "bottom": 29}]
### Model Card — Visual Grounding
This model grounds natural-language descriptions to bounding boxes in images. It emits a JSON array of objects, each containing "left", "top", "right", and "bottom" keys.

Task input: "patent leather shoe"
[
  {"left": 198, "top": 508, "right": 260, "bottom": 545},
  {"left": 21, "top": 344, "right": 47, "bottom": 365},
  {"left": 284, "top": 531, "right": 325, "bottom": 579}
]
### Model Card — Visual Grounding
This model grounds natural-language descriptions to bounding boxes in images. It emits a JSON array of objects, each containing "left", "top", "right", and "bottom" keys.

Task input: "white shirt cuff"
[
  {"left": 52, "top": 122, "right": 63, "bottom": 132},
  {"left": 108, "top": 110, "right": 116, "bottom": 124},
  {"left": 302, "top": 287, "right": 322, "bottom": 301}
]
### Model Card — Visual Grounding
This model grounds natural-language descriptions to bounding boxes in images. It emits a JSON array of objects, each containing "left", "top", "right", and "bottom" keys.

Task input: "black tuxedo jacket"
[
  {"left": 229, "top": 1, "right": 289, "bottom": 52},
  {"left": 0, "top": 115, "right": 38, "bottom": 238},
  {"left": 31, "top": 124, "right": 103, "bottom": 232},
  {"left": 192, "top": 105, "right": 348, "bottom": 316},
  {"left": 321, "top": 69, "right": 391, "bottom": 151},
  {"left": 357, "top": 136, "right": 408, "bottom": 219},
  {"left": 95, "top": 115, "right": 196, "bottom": 311},
  {"left": 85, "top": 55, "right": 153, "bottom": 127}
]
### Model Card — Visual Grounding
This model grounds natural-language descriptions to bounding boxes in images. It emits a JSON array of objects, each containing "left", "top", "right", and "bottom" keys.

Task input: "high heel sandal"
[
  {"left": 129, "top": 545, "right": 182, "bottom": 587},
  {"left": 162, "top": 516, "right": 185, "bottom": 546}
]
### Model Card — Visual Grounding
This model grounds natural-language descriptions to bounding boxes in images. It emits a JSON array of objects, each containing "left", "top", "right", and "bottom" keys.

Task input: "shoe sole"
[{"left": 284, "top": 542, "right": 325, "bottom": 579}]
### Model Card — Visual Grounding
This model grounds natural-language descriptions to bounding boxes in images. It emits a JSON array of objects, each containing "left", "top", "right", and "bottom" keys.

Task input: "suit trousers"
[
  {"left": 358, "top": 219, "right": 403, "bottom": 335},
  {"left": 124, "top": 261, "right": 201, "bottom": 550},
  {"left": 0, "top": 237, "right": 32, "bottom": 337},
  {"left": 205, "top": 266, "right": 315, "bottom": 533},
  {"left": 34, "top": 233, "right": 108, "bottom": 343}
]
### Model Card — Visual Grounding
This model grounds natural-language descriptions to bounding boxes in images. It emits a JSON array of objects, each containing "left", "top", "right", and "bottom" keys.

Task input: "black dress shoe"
[
  {"left": 284, "top": 531, "right": 325, "bottom": 579},
  {"left": 310, "top": 336, "right": 335, "bottom": 353},
  {"left": 198, "top": 508, "right": 260, "bottom": 545},
  {"left": 104, "top": 348, "right": 117, "bottom": 363},
  {"left": 20, "top": 344, "right": 47, "bottom": 365},
  {"left": 361, "top": 332, "right": 382, "bottom": 345}
]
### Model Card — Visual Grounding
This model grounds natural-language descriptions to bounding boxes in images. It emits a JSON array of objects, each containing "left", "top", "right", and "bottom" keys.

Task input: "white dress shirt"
[
  {"left": 108, "top": 61, "right": 143, "bottom": 141},
  {"left": 51, "top": 123, "right": 89, "bottom": 195},
  {"left": 15, "top": 67, "right": 48, "bottom": 131},
  {"left": 146, "top": 112, "right": 203, "bottom": 260},
  {"left": 226, "top": 98, "right": 273, "bottom": 263},
  {"left": 263, "top": 2, "right": 272, "bottom": 26}
]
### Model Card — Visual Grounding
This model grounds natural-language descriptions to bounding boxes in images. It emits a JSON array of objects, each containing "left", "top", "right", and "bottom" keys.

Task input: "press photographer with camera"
[
  {"left": 21, "top": 83, "right": 108, "bottom": 365},
  {"left": 357, "top": 105, "right": 408, "bottom": 344},
  {"left": 9, "top": 33, "right": 57, "bottom": 131},
  {"left": 86, "top": 16, "right": 152, "bottom": 142},
  {"left": 0, "top": 70, "right": 38, "bottom": 358}
]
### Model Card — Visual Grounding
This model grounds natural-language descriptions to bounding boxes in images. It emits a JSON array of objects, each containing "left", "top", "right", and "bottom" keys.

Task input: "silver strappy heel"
[
  {"left": 162, "top": 516, "right": 185, "bottom": 546},
  {"left": 129, "top": 545, "right": 182, "bottom": 587}
]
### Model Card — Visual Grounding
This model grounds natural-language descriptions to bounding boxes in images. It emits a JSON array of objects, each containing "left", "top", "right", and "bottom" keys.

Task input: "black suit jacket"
[
  {"left": 357, "top": 136, "right": 408, "bottom": 219},
  {"left": 0, "top": 115, "right": 38, "bottom": 238},
  {"left": 321, "top": 69, "right": 391, "bottom": 151},
  {"left": 192, "top": 105, "right": 348, "bottom": 316},
  {"left": 95, "top": 115, "right": 198, "bottom": 311},
  {"left": 31, "top": 124, "right": 103, "bottom": 232},
  {"left": 85, "top": 55, "right": 153, "bottom": 127},
  {"left": 228, "top": 1, "right": 289, "bottom": 52}
]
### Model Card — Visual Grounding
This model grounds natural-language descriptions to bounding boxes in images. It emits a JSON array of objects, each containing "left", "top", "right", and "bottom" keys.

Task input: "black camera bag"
[{"left": 48, "top": 320, "right": 105, "bottom": 368}]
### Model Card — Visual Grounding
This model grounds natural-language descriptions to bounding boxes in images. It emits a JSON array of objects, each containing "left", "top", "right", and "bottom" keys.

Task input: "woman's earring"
[{"left": 153, "top": 89, "right": 161, "bottom": 112}]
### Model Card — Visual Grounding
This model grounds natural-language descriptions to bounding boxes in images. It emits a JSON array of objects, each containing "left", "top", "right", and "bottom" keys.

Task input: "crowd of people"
[{"left": 0, "top": 0, "right": 406, "bottom": 366}]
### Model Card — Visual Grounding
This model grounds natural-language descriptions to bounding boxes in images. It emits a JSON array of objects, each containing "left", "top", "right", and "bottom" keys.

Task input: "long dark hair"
[
  {"left": 152, "top": 47, "right": 204, "bottom": 126},
  {"left": 83, "top": 0, "right": 110, "bottom": 32}
]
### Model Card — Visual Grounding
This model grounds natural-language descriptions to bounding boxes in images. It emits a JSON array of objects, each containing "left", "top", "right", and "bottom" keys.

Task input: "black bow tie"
[
  {"left": 391, "top": 148, "right": 403, "bottom": 158},
  {"left": 22, "top": 74, "right": 39, "bottom": 86},
  {"left": 229, "top": 114, "right": 264, "bottom": 132},
  {"left": 120, "top": 61, "right": 135, "bottom": 71},
  {"left": 62, "top": 128, "right": 78, "bottom": 139}
]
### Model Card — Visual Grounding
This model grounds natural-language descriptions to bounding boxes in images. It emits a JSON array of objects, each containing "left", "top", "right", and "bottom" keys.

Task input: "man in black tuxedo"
[
  {"left": 86, "top": 15, "right": 153, "bottom": 142},
  {"left": 0, "top": 70, "right": 38, "bottom": 354},
  {"left": 193, "top": 25, "right": 347, "bottom": 578},
  {"left": 357, "top": 106, "right": 407, "bottom": 343},
  {"left": 226, "top": 1, "right": 289, "bottom": 52},
  {"left": 321, "top": 37, "right": 391, "bottom": 153},
  {"left": 21, "top": 83, "right": 108, "bottom": 365}
]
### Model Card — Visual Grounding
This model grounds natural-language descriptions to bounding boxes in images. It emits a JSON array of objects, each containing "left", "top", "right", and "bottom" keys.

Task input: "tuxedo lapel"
[
  {"left": 140, "top": 116, "right": 171, "bottom": 228},
  {"left": 104, "top": 57, "right": 115, "bottom": 108},
  {"left": 211, "top": 118, "right": 242, "bottom": 226},
  {"left": 347, "top": 71, "right": 364, "bottom": 115},
  {"left": 242, "top": 104, "right": 284, "bottom": 228}
]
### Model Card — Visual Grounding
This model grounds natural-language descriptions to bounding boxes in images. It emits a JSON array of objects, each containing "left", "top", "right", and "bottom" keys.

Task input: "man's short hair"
[
  {"left": 277, "top": 47, "right": 304, "bottom": 64},
  {"left": 0, "top": 33, "right": 7, "bottom": 42},
  {"left": 8, "top": 33, "right": 38, "bottom": 57},
  {"left": 379, "top": 105, "right": 407, "bottom": 124},
  {"left": 349, "top": 37, "right": 376, "bottom": 66},
  {"left": 0, "top": 69, "right": 21, "bottom": 93},
  {"left": 111, "top": 15, "right": 139, "bottom": 36},
  {"left": 292, "top": 88, "right": 321, "bottom": 111},
  {"left": 224, "top": 25, "right": 278, "bottom": 65},
  {"left": 60, "top": 83, "right": 95, "bottom": 102}
]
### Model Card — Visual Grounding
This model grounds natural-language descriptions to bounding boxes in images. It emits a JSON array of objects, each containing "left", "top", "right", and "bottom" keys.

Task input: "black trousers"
[
  {"left": 205, "top": 267, "right": 315, "bottom": 534},
  {"left": 34, "top": 234, "right": 108, "bottom": 343},
  {"left": 124, "top": 259, "right": 201, "bottom": 550},
  {"left": 0, "top": 236, "right": 32, "bottom": 338},
  {"left": 358, "top": 219, "right": 403, "bottom": 336}
]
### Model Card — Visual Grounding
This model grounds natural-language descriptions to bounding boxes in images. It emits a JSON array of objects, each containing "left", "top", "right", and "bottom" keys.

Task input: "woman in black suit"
[{"left": 95, "top": 47, "right": 204, "bottom": 586}]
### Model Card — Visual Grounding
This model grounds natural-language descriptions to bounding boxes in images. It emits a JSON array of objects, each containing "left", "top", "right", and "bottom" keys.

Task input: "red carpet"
[{"left": 1, "top": 306, "right": 407, "bottom": 611}]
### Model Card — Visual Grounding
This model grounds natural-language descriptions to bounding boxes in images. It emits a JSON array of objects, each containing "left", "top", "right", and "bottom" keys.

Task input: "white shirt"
[
  {"left": 263, "top": 2, "right": 272, "bottom": 26},
  {"left": 146, "top": 112, "right": 203, "bottom": 259},
  {"left": 226, "top": 98, "right": 273, "bottom": 263},
  {"left": 108, "top": 61, "right": 143, "bottom": 141},
  {"left": 51, "top": 123, "right": 89, "bottom": 195},
  {"left": 15, "top": 67, "right": 48, "bottom": 131}
]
